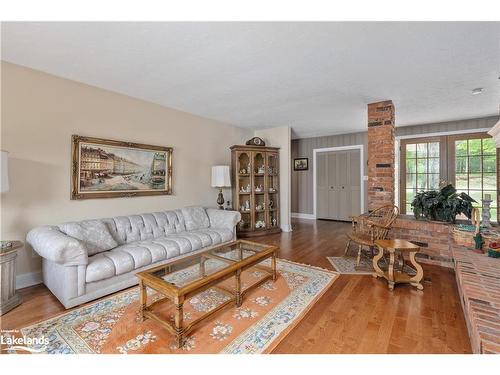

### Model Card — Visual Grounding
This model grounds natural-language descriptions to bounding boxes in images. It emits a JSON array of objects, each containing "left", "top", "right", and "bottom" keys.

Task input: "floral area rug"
[
  {"left": 6, "top": 258, "right": 338, "bottom": 354},
  {"left": 327, "top": 255, "right": 416, "bottom": 275}
]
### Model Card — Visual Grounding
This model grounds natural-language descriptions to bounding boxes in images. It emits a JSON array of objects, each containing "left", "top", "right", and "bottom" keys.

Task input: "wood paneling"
[{"left": 292, "top": 116, "right": 499, "bottom": 215}]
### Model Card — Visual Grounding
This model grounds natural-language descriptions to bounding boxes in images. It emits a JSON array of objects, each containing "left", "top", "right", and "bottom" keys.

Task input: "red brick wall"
[
  {"left": 367, "top": 100, "right": 395, "bottom": 211},
  {"left": 391, "top": 216, "right": 453, "bottom": 267}
]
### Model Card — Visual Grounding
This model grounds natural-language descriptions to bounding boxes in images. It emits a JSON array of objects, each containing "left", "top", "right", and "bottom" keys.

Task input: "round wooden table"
[{"left": 373, "top": 239, "right": 424, "bottom": 291}]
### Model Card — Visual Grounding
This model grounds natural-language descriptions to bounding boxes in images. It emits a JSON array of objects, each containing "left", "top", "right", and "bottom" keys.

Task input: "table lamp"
[{"left": 211, "top": 165, "right": 231, "bottom": 209}]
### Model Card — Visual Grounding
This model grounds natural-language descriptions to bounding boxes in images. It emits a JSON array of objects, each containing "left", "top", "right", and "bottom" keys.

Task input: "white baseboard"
[
  {"left": 281, "top": 224, "right": 293, "bottom": 232},
  {"left": 16, "top": 271, "right": 43, "bottom": 290},
  {"left": 291, "top": 212, "right": 316, "bottom": 220}
]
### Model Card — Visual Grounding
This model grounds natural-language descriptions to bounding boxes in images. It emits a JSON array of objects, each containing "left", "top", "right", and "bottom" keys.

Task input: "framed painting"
[
  {"left": 71, "top": 135, "right": 173, "bottom": 200},
  {"left": 294, "top": 158, "right": 308, "bottom": 171}
]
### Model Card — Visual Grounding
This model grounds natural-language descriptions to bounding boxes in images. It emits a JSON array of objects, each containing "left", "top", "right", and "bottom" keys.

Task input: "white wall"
[
  {"left": 0, "top": 62, "right": 253, "bottom": 280},
  {"left": 254, "top": 126, "right": 292, "bottom": 232}
]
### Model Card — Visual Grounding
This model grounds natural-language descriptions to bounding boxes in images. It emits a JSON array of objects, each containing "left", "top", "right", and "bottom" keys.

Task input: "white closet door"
[
  {"left": 316, "top": 149, "right": 361, "bottom": 221},
  {"left": 316, "top": 153, "right": 329, "bottom": 219}
]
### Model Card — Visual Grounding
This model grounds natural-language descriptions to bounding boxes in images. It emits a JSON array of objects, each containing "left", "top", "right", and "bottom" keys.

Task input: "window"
[
  {"left": 449, "top": 134, "right": 498, "bottom": 222},
  {"left": 400, "top": 132, "right": 498, "bottom": 221}
]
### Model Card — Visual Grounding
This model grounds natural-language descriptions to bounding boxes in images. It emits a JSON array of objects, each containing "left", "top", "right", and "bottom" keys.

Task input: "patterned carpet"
[
  {"left": 6, "top": 258, "right": 338, "bottom": 354},
  {"left": 327, "top": 255, "right": 416, "bottom": 275}
]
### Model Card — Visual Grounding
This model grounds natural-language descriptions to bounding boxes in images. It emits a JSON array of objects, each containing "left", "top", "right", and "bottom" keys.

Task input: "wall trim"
[
  {"left": 312, "top": 145, "right": 365, "bottom": 219},
  {"left": 16, "top": 271, "right": 43, "bottom": 290},
  {"left": 291, "top": 212, "right": 316, "bottom": 220}
]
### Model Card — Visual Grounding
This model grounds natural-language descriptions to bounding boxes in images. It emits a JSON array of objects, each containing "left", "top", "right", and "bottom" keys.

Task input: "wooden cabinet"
[{"left": 230, "top": 145, "right": 281, "bottom": 237}]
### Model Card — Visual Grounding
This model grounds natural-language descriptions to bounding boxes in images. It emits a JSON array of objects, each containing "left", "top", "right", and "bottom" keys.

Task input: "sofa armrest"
[
  {"left": 26, "top": 226, "right": 89, "bottom": 266},
  {"left": 206, "top": 208, "right": 241, "bottom": 230}
]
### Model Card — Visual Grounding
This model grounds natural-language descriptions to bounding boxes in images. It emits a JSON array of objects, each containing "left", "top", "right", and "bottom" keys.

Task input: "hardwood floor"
[{"left": 0, "top": 219, "right": 472, "bottom": 354}]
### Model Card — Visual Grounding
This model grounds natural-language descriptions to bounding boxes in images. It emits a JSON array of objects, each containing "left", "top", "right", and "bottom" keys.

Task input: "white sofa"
[{"left": 27, "top": 206, "right": 241, "bottom": 309}]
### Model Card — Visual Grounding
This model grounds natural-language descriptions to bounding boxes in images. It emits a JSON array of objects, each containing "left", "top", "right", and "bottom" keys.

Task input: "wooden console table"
[
  {"left": 0, "top": 241, "right": 23, "bottom": 315},
  {"left": 373, "top": 239, "right": 424, "bottom": 291}
]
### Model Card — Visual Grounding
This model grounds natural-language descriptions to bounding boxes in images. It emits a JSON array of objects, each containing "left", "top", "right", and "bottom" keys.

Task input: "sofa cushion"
[
  {"left": 85, "top": 227, "right": 234, "bottom": 283},
  {"left": 182, "top": 206, "right": 210, "bottom": 231},
  {"left": 59, "top": 220, "right": 118, "bottom": 256},
  {"left": 101, "top": 210, "right": 186, "bottom": 245}
]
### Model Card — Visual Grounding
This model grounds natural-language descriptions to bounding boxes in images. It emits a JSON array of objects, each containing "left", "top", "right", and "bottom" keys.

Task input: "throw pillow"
[
  {"left": 181, "top": 206, "right": 210, "bottom": 231},
  {"left": 59, "top": 220, "right": 118, "bottom": 256}
]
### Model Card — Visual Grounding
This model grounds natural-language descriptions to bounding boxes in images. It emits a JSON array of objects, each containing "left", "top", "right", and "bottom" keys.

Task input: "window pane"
[
  {"left": 491, "top": 209, "right": 498, "bottom": 221},
  {"left": 468, "top": 139, "right": 481, "bottom": 155},
  {"left": 482, "top": 138, "right": 496, "bottom": 155},
  {"left": 406, "top": 159, "right": 416, "bottom": 173},
  {"left": 417, "top": 159, "right": 427, "bottom": 173},
  {"left": 455, "top": 140, "right": 468, "bottom": 156},
  {"left": 429, "top": 174, "right": 440, "bottom": 189},
  {"left": 456, "top": 174, "right": 468, "bottom": 189},
  {"left": 483, "top": 156, "right": 496, "bottom": 172},
  {"left": 417, "top": 143, "right": 428, "bottom": 158},
  {"left": 469, "top": 173, "right": 482, "bottom": 189},
  {"left": 417, "top": 174, "right": 427, "bottom": 190},
  {"left": 429, "top": 158, "right": 440, "bottom": 173},
  {"left": 429, "top": 142, "right": 440, "bottom": 157},
  {"left": 483, "top": 173, "right": 497, "bottom": 190},
  {"left": 406, "top": 144, "right": 416, "bottom": 159},
  {"left": 406, "top": 204, "right": 414, "bottom": 214},
  {"left": 406, "top": 173, "right": 416, "bottom": 189},
  {"left": 468, "top": 190, "right": 482, "bottom": 206},
  {"left": 406, "top": 189, "right": 416, "bottom": 203},
  {"left": 469, "top": 156, "right": 481, "bottom": 173},
  {"left": 455, "top": 157, "right": 468, "bottom": 173}
]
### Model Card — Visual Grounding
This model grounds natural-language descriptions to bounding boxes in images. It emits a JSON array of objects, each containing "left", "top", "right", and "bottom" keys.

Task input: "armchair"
[{"left": 344, "top": 205, "right": 399, "bottom": 267}]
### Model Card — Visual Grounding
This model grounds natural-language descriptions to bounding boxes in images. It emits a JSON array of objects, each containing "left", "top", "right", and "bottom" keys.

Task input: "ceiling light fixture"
[{"left": 471, "top": 88, "right": 484, "bottom": 95}]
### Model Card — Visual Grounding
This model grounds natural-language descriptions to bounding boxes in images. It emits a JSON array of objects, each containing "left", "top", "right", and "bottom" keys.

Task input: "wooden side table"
[
  {"left": 0, "top": 241, "right": 23, "bottom": 315},
  {"left": 373, "top": 239, "right": 424, "bottom": 291}
]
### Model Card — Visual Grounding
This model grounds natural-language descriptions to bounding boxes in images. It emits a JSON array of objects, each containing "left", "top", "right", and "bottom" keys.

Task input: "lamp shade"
[
  {"left": 0, "top": 150, "right": 9, "bottom": 193},
  {"left": 211, "top": 165, "right": 231, "bottom": 188}
]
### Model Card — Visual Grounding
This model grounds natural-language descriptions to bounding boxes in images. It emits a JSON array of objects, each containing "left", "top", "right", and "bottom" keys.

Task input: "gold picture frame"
[{"left": 71, "top": 135, "right": 173, "bottom": 200}]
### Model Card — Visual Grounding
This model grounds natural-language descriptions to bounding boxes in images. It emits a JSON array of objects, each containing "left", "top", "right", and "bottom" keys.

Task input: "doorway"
[{"left": 313, "top": 146, "right": 363, "bottom": 221}]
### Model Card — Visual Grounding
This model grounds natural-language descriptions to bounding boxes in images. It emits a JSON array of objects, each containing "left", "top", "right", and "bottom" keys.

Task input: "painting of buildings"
[{"left": 71, "top": 135, "right": 172, "bottom": 199}]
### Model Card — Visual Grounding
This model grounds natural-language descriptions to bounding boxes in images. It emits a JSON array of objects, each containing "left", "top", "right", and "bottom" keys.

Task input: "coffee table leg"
[
  {"left": 174, "top": 297, "right": 184, "bottom": 348},
  {"left": 235, "top": 269, "right": 242, "bottom": 307},
  {"left": 139, "top": 280, "right": 147, "bottom": 322},
  {"left": 272, "top": 252, "right": 277, "bottom": 281},
  {"left": 409, "top": 250, "right": 424, "bottom": 290}
]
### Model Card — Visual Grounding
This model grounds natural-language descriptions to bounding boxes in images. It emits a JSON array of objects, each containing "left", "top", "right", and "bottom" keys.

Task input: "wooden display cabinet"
[{"left": 230, "top": 145, "right": 281, "bottom": 237}]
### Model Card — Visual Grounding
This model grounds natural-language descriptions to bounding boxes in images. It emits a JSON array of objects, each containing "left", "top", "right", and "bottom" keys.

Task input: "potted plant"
[{"left": 411, "top": 184, "right": 476, "bottom": 223}]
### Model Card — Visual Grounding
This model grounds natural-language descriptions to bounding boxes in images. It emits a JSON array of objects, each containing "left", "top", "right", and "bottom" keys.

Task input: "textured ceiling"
[{"left": 1, "top": 22, "right": 499, "bottom": 139}]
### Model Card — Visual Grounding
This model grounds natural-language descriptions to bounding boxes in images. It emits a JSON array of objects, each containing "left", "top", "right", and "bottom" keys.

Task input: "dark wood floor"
[{"left": 1, "top": 219, "right": 472, "bottom": 354}]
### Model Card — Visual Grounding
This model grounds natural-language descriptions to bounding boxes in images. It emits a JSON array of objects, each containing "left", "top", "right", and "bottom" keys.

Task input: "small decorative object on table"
[
  {"left": 225, "top": 200, "right": 231, "bottom": 210},
  {"left": 471, "top": 208, "right": 484, "bottom": 253},
  {"left": 0, "top": 241, "right": 24, "bottom": 315},
  {"left": 481, "top": 193, "right": 493, "bottom": 228},
  {"left": 487, "top": 242, "right": 500, "bottom": 258},
  {"left": 255, "top": 220, "right": 266, "bottom": 229},
  {"left": 245, "top": 136, "right": 266, "bottom": 146},
  {"left": 211, "top": 166, "right": 231, "bottom": 209}
]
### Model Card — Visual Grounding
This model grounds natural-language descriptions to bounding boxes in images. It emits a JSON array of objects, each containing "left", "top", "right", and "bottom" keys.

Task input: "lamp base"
[{"left": 216, "top": 188, "right": 225, "bottom": 210}]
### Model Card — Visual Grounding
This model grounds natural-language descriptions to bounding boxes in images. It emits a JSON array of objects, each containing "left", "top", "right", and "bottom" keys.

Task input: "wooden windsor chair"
[{"left": 344, "top": 205, "right": 399, "bottom": 267}]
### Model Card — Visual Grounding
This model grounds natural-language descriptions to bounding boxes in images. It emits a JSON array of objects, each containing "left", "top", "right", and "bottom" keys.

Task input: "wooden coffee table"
[{"left": 136, "top": 240, "right": 278, "bottom": 347}]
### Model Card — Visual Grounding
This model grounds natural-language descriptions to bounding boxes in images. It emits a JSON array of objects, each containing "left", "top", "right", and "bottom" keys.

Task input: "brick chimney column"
[{"left": 367, "top": 100, "right": 395, "bottom": 211}]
